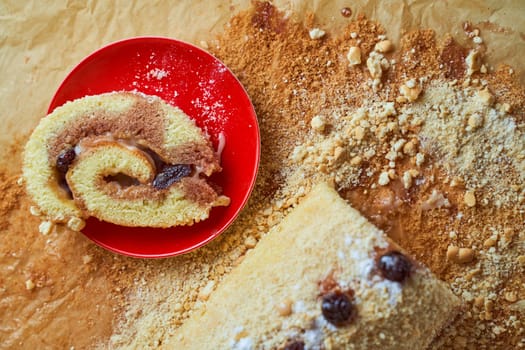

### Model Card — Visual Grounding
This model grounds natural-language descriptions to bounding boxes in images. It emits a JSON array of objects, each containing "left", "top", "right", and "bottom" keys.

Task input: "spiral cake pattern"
[{"left": 23, "top": 92, "right": 229, "bottom": 229}]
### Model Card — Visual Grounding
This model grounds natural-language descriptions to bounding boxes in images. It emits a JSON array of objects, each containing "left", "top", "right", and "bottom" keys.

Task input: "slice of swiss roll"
[{"left": 23, "top": 92, "right": 229, "bottom": 229}]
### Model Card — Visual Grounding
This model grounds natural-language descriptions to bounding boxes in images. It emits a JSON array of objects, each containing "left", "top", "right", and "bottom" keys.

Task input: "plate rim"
[{"left": 47, "top": 36, "right": 260, "bottom": 258}]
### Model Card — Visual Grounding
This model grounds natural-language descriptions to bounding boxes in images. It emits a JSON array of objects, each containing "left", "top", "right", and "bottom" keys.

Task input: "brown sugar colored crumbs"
[{"left": 210, "top": 3, "right": 525, "bottom": 349}]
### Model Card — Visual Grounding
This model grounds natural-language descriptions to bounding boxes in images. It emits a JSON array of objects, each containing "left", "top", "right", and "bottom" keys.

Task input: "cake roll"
[
  {"left": 168, "top": 182, "right": 461, "bottom": 349},
  {"left": 22, "top": 92, "right": 229, "bottom": 229}
]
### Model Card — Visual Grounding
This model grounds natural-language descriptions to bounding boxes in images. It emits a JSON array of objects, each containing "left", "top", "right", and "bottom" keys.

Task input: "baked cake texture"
[
  {"left": 168, "top": 182, "right": 461, "bottom": 349},
  {"left": 22, "top": 92, "right": 229, "bottom": 228}
]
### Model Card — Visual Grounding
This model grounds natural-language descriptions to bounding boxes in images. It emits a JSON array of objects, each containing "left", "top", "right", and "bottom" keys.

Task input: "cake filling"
[
  {"left": 45, "top": 93, "right": 223, "bottom": 205},
  {"left": 54, "top": 138, "right": 209, "bottom": 201},
  {"left": 48, "top": 94, "right": 221, "bottom": 177},
  {"left": 46, "top": 96, "right": 223, "bottom": 205}
]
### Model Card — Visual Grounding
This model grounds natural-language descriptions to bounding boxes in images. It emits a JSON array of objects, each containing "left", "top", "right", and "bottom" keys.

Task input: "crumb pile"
[{"left": 0, "top": 2, "right": 524, "bottom": 349}]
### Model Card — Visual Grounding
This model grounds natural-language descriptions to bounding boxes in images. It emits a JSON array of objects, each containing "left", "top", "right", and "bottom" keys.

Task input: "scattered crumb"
[
  {"left": 310, "top": 115, "right": 327, "bottom": 132},
  {"left": 38, "top": 220, "right": 54, "bottom": 235},
  {"left": 25, "top": 279, "right": 35, "bottom": 291},
  {"left": 374, "top": 40, "right": 393, "bottom": 53},
  {"left": 464, "top": 191, "right": 477, "bottom": 207},
  {"left": 309, "top": 28, "right": 326, "bottom": 40},
  {"left": 347, "top": 46, "right": 362, "bottom": 65}
]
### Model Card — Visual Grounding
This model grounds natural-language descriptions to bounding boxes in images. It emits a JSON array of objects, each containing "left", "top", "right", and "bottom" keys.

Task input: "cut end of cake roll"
[
  {"left": 167, "top": 182, "right": 461, "bottom": 349},
  {"left": 22, "top": 92, "right": 229, "bottom": 229}
]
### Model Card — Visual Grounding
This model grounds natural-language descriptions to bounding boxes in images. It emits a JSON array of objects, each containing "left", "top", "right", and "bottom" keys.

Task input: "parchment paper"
[
  {"left": 0, "top": 1, "right": 524, "bottom": 347},
  {"left": 0, "top": 0, "right": 524, "bottom": 151}
]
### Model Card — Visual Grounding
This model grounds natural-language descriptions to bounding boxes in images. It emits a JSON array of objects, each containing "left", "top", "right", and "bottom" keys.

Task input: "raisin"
[
  {"left": 321, "top": 291, "right": 356, "bottom": 326},
  {"left": 283, "top": 340, "right": 305, "bottom": 350},
  {"left": 56, "top": 148, "right": 76, "bottom": 174},
  {"left": 152, "top": 164, "right": 192, "bottom": 189},
  {"left": 378, "top": 251, "right": 412, "bottom": 283}
]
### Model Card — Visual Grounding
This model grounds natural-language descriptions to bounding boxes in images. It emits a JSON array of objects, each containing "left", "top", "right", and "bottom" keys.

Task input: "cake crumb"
[
  {"left": 244, "top": 236, "right": 257, "bottom": 249},
  {"left": 480, "top": 64, "right": 488, "bottom": 74},
  {"left": 415, "top": 153, "right": 425, "bottom": 167},
  {"left": 309, "top": 28, "right": 326, "bottom": 40},
  {"left": 374, "top": 40, "right": 393, "bottom": 53},
  {"left": 422, "top": 190, "right": 450, "bottom": 210},
  {"left": 446, "top": 245, "right": 460, "bottom": 261},
  {"left": 447, "top": 246, "right": 475, "bottom": 264},
  {"left": 399, "top": 80, "right": 422, "bottom": 102},
  {"left": 402, "top": 171, "right": 413, "bottom": 189},
  {"left": 504, "top": 291, "right": 517, "bottom": 303},
  {"left": 67, "top": 217, "right": 86, "bottom": 232},
  {"left": 38, "top": 220, "right": 54, "bottom": 235},
  {"left": 457, "top": 248, "right": 475, "bottom": 263},
  {"left": 378, "top": 171, "right": 390, "bottom": 186},
  {"left": 403, "top": 140, "right": 417, "bottom": 156},
  {"left": 310, "top": 115, "right": 327, "bottom": 132},
  {"left": 366, "top": 52, "right": 384, "bottom": 80},
  {"left": 483, "top": 237, "right": 497, "bottom": 248},
  {"left": 464, "top": 191, "right": 477, "bottom": 207},
  {"left": 476, "top": 88, "right": 494, "bottom": 106},
  {"left": 29, "top": 205, "right": 41, "bottom": 216},
  {"left": 347, "top": 46, "right": 362, "bottom": 65},
  {"left": 25, "top": 279, "right": 36, "bottom": 291},
  {"left": 465, "top": 50, "right": 481, "bottom": 76}
]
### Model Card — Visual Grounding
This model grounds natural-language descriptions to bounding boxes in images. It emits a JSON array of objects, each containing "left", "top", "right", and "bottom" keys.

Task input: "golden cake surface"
[{"left": 168, "top": 183, "right": 461, "bottom": 349}]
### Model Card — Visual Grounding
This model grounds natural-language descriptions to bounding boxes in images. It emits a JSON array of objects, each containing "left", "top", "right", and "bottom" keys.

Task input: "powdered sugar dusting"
[
  {"left": 190, "top": 62, "right": 232, "bottom": 134},
  {"left": 130, "top": 52, "right": 172, "bottom": 95},
  {"left": 147, "top": 68, "right": 169, "bottom": 80},
  {"left": 303, "top": 323, "right": 325, "bottom": 350},
  {"left": 371, "top": 278, "right": 403, "bottom": 306},
  {"left": 128, "top": 48, "right": 236, "bottom": 137},
  {"left": 339, "top": 230, "right": 403, "bottom": 308},
  {"left": 232, "top": 337, "right": 254, "bottom": 350}
]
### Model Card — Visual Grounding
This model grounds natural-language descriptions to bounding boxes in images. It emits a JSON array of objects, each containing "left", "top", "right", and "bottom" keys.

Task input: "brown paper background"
[
  {"left": 1, "top": 0, "right": 524, "bottom": 151},
  {"left": 0, "top": 0, "right": 524, "bottom": 347}
]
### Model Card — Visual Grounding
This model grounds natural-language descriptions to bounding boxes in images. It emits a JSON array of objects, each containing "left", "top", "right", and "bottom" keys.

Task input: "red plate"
[{"left": 49, "top": 37, "right": 260, "bottom": 258}]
